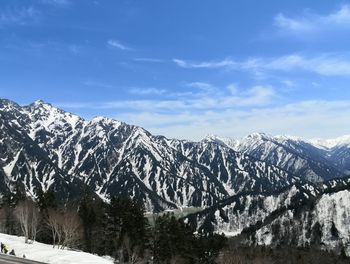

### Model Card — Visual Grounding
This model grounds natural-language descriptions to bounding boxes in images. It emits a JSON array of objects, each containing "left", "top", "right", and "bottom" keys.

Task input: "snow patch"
[{"left": 0, "top": 233, "right": 113, "bottom": 264}]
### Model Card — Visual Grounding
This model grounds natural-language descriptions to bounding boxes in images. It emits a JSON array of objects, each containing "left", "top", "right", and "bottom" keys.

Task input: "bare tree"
[
  {"left": 47, "top": 208, "right": 82, "bottom": 249},
  {"left": 14, "top": 199, "right": 39, "bottom": 244},
  {"left": 219, "top": 249, "right": 246, "bottom": 264},
  {"left": 122, "top": 235, "right": 144, "bottom": 264},
  {"left": 15, "top": 201, "right": 29, "bottom": 243},
  {"left": 61, "top": 210, "right": 82, "bottom": 249},
  {"left": 30, "top": 202, "right": 39, "bottom": 242},
  {"left": 46, "top": 208, "right": 63, "bottom": 248}
]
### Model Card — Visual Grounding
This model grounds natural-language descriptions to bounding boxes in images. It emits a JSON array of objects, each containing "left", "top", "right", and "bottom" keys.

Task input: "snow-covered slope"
[
  {"left": 0, "top": 99, "right": 300, "bottom": 211},
  {"left": 186, "top": 177, "right": 350, "bottom": 256},
  {"left": 2, "top": 98, "right": 350, "bottom": 256},
  {"left": 308, "top": 135, "right": 350, "bottom": 174},
  {"left": 212, "top": 133, "right": 345, "bottom": 182},
  {"left": 254, "top": 188, "right": 350, "bottom": 256},
  {"left": 0, "top": 101, "right": 85, "bottom": 204},
  {"left": 0, "top": 233, "right": 113, "bottom": 264},
  {"left": 186, "top": 182, "right": 320, "bottom": 235},
  {"left": 310, "top": 135, "right": 350, "bottom": 149}
]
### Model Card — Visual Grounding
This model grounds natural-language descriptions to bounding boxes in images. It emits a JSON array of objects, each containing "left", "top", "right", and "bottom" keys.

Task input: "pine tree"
[
  {"left": 78, "top": 191, "right": 98, "bottom": 253},
  {"left": 107, "top": 197, "right": 150, "bottom": 262}
]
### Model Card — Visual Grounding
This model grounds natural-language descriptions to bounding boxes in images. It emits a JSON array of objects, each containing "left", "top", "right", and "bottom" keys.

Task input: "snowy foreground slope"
[{"left": 0, "top": 233, "right": 113, "bottom": 264}]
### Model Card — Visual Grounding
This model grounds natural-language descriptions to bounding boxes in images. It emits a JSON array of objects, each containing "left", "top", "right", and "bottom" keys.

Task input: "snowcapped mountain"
[
  {"left": 2, "top": 98, "right": 350, "bottom": 255},
  {"left": 0, "top": 100, "right": 85, "bottom": 203},
  {"left": 209, "top": 133, "right": 346, "bottom": 182},
  {"left": 0, "top": 99, "right": 301, "bottom": 211},
  {"left": 186, "top": 177, "right": 350, "bottom": 255},
  {"left": 0, "top": 98, "right": 349, "bottom": 213},
  {"left": 310, "top": 135, "right": 350, "bottom": 149}
]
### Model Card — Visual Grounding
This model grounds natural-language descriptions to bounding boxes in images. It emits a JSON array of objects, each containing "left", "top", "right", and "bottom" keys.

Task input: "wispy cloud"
[
  {"left": 83, "top": 80, "right": 116, "bottom": 89},
  {"left": 174, "top": 54, "right": 350, "bottom": 76},
  {"left": 274, "top": 5, "right": 350, "bottom": 35},
  {"left": 55, "top": 87, "right": 350, "bottom": 141},
  {"left": 173, "top": 58, "right": 236, "bottom": 69},
  {"left": 0, "top": 6, "right": 39, "bottom": 27},
  {"left": 107, "top": 39, "right": 131, "bottom": 51},
  {"left": 227, "top": 83, "right": 238, "bottom": 95},
  {"left": 281, "top": 80, "right": 296, "bottom": 87},
  {"left": 114, "top": 100, "right": 350, "bottom": 140},
  {"left": 128, "top": 87, "right": 166, "bottom": 95},
  {"left": 243, "top": 54, "right": 350, "bottom": 76},
  {"left": 58, "top": 85, "right": 276, "bottom": 113},
  {"left": 56, "top": 98, "right": 350, "bottom": 140},
  {"left": 39, "top": 0, "right": 70, "bottom": 6},
  {"left": 12, "top": 40, "right": 84, "bottom": 56},
  {"left": 185, "top": 82, "right": 215, "bottom": 93},
  {"left": 133, "top": 58, "right": 163, "bottom": 63}
]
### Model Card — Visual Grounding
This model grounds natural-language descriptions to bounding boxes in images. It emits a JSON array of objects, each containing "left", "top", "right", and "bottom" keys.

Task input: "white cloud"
[
  {"left": 114, "top": 100, "right": 350, "bottom": 140},
  {"left": 311, "top": 82, "right": 319, "bottom": 87},
  {"left": 274, "top": 13, "right": 315, "bottom": 33},
  {"left": 107, "top": 39, "right": 131, "bottom": 51},
  {"left": 88, "top": 83, "right": 274, "bottom": 111},
  {"left": 173, "top": 58, "right": 236, "bottom": 69},
  {"left": 174, "top": 54, "right": 350, "bottom": 76},
  {"left": 39, "top": 0, "right": 70, "bottom": 6},
  {"left": 133, "top": 58, "right": 163, "bottom": 63},
  {"left": 0, "top": 7, "right": 39, "bottom": 27},
  {"left": 281, "top": 80, "right": 296, "bottom": 87},
  {"left": 56, "top": 96, "right": 350, "bottom": 141},
  {"left": 244, "top": 54, "right": 350, "bottom": 76},
  {"left": 227, "top": 84, "right": 238, "bottom": 95},
  {"left": 241, "top": 86, "right": 276, "bottom": 105},
  {"left": 83, "top": 80, "right": 116, "bottom": 89},
  {"left": 62, "top": 85, "right": 275, "bottom": 112},
  {"left": 185, "top": 82, "right": 215, "bottom": 93},
  {"left": 128, "top": 87, "right": 166, "bottom": 95},
  {"left": 274, "top": 5, "right": 350, "bottom": 35}
]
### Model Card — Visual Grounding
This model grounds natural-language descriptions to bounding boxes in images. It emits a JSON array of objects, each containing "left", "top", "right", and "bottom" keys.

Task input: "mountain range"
[{"left": 1, "top": 98, "right": 350, "bottom": 255}]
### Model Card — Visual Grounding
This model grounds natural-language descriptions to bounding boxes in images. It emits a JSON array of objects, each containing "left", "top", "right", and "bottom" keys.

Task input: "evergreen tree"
[
  {"left": 153, "top": 213, "right": 194, "bottom": 263},
  {"left": 36, "top": 189, "right": 57, "bottom": 244},
  {"left": 78, "top": 191, "right": 98, "bottom": 253},
  {"left": 107, "top": 197, "right": 150, "bottom": 262},
  {"left": 192, "top": 233, "right": 227, "bottom": 264},
  {"left": 1, "top": 184, "right": 26, "bottom": 234},
  {"left": 37, "top": 189, "right": 57, "bottom": 211}
]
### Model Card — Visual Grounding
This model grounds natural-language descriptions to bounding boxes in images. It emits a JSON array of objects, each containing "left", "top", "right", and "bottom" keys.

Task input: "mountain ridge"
[
  {"left": 2, "top": 98, "right": 350, "bottom": 256},
  {"left": 1, "top": 98, "right": 349, "bottom": 211}
]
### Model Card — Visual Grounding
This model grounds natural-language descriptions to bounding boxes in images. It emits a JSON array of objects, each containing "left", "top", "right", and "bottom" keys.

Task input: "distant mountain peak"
[
  {"left": 33, "top": 99, "right": 46, "bottom": 105},
  {"left": 309, "top": 134, "right": 350, "bottom": 149}
]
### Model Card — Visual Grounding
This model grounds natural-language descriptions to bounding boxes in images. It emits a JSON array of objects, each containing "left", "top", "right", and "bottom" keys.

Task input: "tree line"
[{"left": 0, "top": 186, "right": 226, "bottom": 263}]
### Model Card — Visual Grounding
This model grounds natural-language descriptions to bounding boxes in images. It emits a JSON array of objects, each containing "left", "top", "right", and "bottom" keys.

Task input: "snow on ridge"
[
  {"left": 201, "top": 132, "right": 304, "bottom": 149},
  {"left": 3, "top": 148, "right": 22, "bottom": 177},
  {"left": 309, "top": 134, "right": 350, "bottom": 149},
  {"left": 91, "top": 116, "right": 120, "bottom": 124},
  {"left": 201, "top": 132, "right": 350, "bottom": 152}
]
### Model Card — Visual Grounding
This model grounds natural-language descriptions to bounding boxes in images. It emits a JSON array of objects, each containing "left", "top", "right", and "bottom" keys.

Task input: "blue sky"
[{"left": 1, "top": 0, "right": 350, "bottom": 140}]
